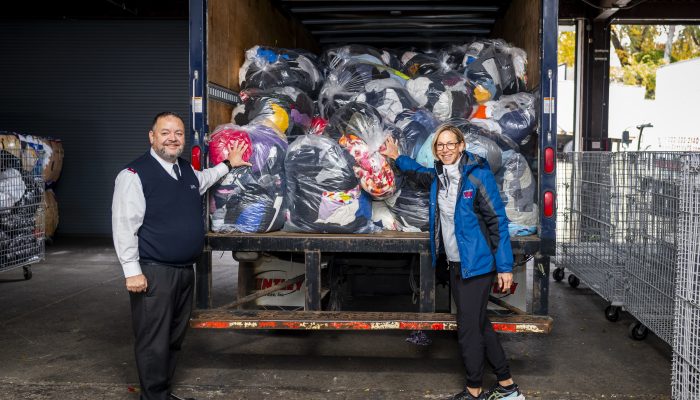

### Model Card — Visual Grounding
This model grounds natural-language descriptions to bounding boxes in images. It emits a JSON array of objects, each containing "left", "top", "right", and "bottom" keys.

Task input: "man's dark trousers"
[{"left": 129, "top": 263, "right": 194, "bottom": 400}]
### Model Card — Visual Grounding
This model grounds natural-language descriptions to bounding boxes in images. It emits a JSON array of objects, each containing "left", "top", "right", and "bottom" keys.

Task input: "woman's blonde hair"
[{"left": 431, "top": 124, "right": 465, "bottom": 159}]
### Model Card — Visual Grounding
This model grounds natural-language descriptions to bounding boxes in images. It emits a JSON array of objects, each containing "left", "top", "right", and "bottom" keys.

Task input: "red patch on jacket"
[{"left": 463, "top": 189, "right": 474, "bottom": 199}]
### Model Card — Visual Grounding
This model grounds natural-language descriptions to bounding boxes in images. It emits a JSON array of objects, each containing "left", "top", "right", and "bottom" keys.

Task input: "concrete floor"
[{"left": 0, "top": 239, "right": 671, "bottom": 399}]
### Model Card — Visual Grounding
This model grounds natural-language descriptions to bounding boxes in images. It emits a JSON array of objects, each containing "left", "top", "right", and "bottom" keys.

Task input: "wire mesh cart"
[
  {"left": 555, "top": 152, "right": 628, "bottom": 321},
  {"left": 0, "top": 149, "right": 45, "bottom": 280},
  {"left": 622, "top": 152, "right": 683, "bottom": 343},
  {"left": 673, "top": 153, "right": 700, "bottom": 400}
]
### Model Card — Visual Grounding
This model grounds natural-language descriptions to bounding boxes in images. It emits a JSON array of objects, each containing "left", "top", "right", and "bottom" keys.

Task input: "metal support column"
[
  {"left": 195, "top": 251, "right": 212, "bottom": 309},
  {"left": 419, "top": 252, "right": 435, "bottom": 313},
  {"left": 533, "top": 254, "right": 550, "bottom": 315},
  {"left": 582, "top": 18, "right": 611, "bottom": 151},
  {"left": 305, "top": 250, "right": 322, "bottom": 311}
]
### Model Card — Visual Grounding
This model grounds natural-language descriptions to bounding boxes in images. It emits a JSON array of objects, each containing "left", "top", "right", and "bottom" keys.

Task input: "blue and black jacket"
[{"left": 395, "top": 151, "right": 514, "bottom": 279}]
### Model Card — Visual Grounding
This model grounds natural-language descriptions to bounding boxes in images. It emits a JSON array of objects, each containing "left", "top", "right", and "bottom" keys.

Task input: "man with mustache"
[{"left": 111, "top": 112, "right": 251, "bottom": 400}]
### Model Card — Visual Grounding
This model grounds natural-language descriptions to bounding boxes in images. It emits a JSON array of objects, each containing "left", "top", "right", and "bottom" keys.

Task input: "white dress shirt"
[{"left": 112, "top": 148, "right": 229, "bottom": 278}]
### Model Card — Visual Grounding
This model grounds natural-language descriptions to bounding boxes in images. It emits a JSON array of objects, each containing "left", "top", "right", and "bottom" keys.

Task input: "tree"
[
  {"left": 672, "top": 26, "right": 700, "bottom": 61},
  {"left": 610, "top": 24, "right": 700, "bottom": 99},
  {"left": 558, "top": 31, "right": 576, "bottom": 68}
]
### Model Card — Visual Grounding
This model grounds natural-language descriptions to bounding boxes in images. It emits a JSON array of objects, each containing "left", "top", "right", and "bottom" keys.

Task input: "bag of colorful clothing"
[
  {"left": 284, "top": 134, "right": 377, "bottom": 233},
  {"left": 327, "top": 102, "right": 397, "bottom": 200},
  {"left": 208, "top": 124, "right": 288, "bottom": 233}
]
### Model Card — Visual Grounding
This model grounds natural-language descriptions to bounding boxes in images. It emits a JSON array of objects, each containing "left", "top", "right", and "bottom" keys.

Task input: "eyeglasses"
[{"left": 436, "top": 142, "right": 460, "bottom": 150}]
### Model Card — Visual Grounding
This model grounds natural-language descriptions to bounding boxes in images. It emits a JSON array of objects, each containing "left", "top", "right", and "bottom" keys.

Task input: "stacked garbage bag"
[
  {"left": 212, "top": 39, "right": 538, "bottom": 235},
  {"left": 326, "top": 102, "right": 397, "bottom": 200},
  {"left": 208, "top": 124, "right": 288, "bottom": 233},
  {"left": 386, "top": 109, "right": 438, "bottom": 231},
  {"left": 239, "top": 46, "right": 322, "bottom": 95},
  {"left": 462, "top": 39, "right": 528, "bottom": 103},
  {"left": 0, "top": 132, "right": 56, "bottom": 267},
  {"left": 284, "top": 134, "right": 376, "bottom": 233}
]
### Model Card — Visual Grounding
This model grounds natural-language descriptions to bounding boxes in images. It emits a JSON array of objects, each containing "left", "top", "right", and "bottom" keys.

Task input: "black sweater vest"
[{"left": 127, "top": 152, "right": 204, "bottom": 265}]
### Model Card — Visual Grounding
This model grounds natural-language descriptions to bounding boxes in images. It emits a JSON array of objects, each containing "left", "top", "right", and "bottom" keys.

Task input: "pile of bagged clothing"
[
  {"left": 0, "top": 132, "right": 60, "bottom": 266},
  {"left": 208, "top": 40, "right": 539, "bottom": 236}
]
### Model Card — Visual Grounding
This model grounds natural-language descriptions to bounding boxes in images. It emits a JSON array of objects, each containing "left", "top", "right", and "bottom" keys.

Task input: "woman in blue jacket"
[{"left": 381, "top": 124, "right": 524, "bottom": 400}]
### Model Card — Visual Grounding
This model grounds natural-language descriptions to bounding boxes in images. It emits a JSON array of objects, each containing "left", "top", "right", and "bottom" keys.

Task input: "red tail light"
[
  {"left": 191, "top": 145, "right": 202, "bottom": 171},
  {"left": 544, "top": 147, "right": 555, "bottom": 174},
  {"left": 543, "top": 191, "right": 555, "bottom": 218}
]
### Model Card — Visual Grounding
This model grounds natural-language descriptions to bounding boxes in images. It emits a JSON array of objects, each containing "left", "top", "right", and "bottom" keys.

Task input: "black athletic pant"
[
  {"left": 450, "top": 263, "right": 511, "bottom": 388},
  {"left": 129, "top": 263, "right": 194, "bottom": 400}
]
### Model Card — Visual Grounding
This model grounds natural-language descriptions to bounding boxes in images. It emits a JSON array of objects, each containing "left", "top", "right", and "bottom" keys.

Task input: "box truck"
[{"left": 188, "top": 0, "right": 558, "bottom": 334}]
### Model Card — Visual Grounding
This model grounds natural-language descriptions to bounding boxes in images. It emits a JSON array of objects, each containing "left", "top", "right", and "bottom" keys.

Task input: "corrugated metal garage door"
[{"left": 0, "top": 20, "right": 189, "bottom": 236}]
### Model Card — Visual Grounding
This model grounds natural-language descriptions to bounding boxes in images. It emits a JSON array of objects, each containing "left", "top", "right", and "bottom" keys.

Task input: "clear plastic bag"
[
  {"left": 318, "top": 61, "right": 409, "bottom": 119},
  {"left": 328, "top": 102, "right": 398, "bottom": 200},
  {"left": 393, "top": 109, "right": 439, "bottom": 159},
  {"left": 438, "top": 43, "right": 473, "bottom": 72},
  {"left": 491, "top": 93, "right": 537, "bottom": 146},
  {"left": 463, "top": 39, "right": 528, "bottom": 103},
  {"left": 208, "top": 124, "right": 253, "bottom": 166},
  {"left": 232, "top": 87, "right": 314, "bottom": 139},
  {"left": 321, "top": 44, "right": 388, "bottom": 71},
  {"left": 355, "top": 79, "right": 419, "bottom": 123},
  {"left": 401, "top": 52, "right": 452, "bottom": 78},
  {"left": 406, "top": 71, "right": 475, "bottom": 121},
  {"left": 449, "top": 118, "right": 519, "bottom": 153},
  {"left": 239, "top": 46, "right": 322, "bottom": 95},
  {"left": 284, "top": 134, "right": 378, "bottom": 233},
  {"left": 209, "top": 124, "right": 288, "bottom": 233},
  {"left": 385, "top": 184, "right": 430, "bottom": 232},
  {"left": 496, "top": 150, "right": 538, "bottom": 232}
]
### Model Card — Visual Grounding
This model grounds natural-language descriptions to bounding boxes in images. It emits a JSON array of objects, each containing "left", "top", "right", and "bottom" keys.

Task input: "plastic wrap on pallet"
[
  {"left": 209, "top": 124, "right": 288, "bottom": 233},
  {"left": 284, "top": 134, "right": 377, "bottom": 233},
  {"left": 318, "top": 61, "right": 409, "bottom": 119},
  {"left": 232, "top": 88, "right": 313, "bottom": 139},
  {"left": 327, "top": 102, "right": 397, "bottom": 200},
  {"left": 239, "top": 46, "right": 322, "bottom": 95},
  {"left": 497, "top": 150, "right": 538, "bottom": 235},
  {"left": 406, "top": 71, "right": 475, "bottom": 121},
  {"left": 401, "top": 52, "right": 452, "bottom": 78},
  {"left": 354, "top": 79, "right": 419, "bottom": 123},
  {"left": 463, "top": 39, "right": 527, "bottom": 103}
]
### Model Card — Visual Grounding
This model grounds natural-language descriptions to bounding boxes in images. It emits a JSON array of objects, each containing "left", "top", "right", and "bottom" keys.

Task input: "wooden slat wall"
[
  {"left": 493, "top": 0, "right": 541, "bottom": 90},
  {"left": 207, "top": 0, "right": 318, "bottom": 130}
]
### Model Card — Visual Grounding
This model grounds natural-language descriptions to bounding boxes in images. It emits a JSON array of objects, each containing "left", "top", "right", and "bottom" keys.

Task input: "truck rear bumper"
[{"left": 190, "top": 310, "right": 553, "bottom": 334}]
